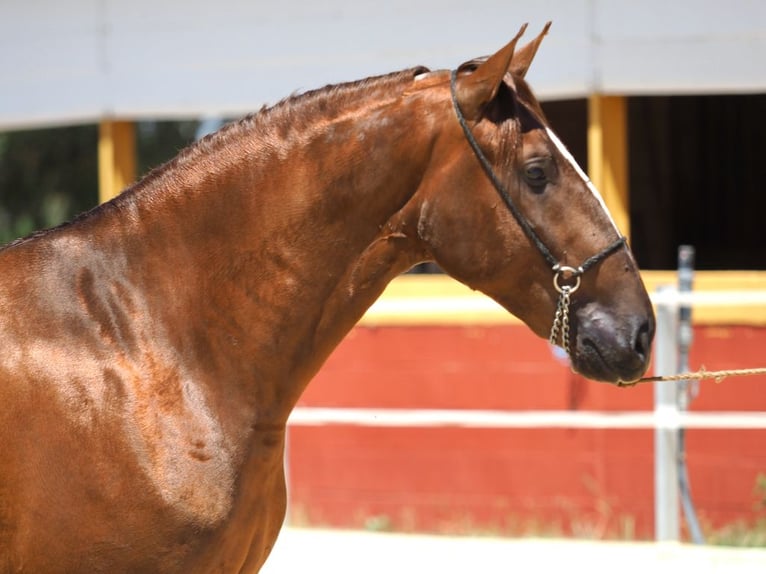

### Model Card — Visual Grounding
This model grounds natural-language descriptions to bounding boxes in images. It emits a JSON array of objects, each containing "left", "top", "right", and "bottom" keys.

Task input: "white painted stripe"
[
  {"left": 545, "top": 127, "right": 620, "bottom": 234},
  {"left": 288, "top": 407, "right": 766, "bottom": 430}
]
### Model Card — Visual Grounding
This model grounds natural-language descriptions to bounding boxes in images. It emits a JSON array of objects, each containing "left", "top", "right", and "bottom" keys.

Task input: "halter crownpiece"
[{"left": 449, "top": 69, "right": 627, "bottom": 358}]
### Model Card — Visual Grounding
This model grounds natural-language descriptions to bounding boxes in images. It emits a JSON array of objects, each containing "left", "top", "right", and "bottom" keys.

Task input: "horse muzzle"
[{"left": 569, "top": 302, "right": 655, "bottom": 384}]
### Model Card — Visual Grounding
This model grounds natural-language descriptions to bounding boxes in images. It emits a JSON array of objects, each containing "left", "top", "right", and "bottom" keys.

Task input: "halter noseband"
[{"left": 449, "top": 69, "right": 627, "bottom": 357}]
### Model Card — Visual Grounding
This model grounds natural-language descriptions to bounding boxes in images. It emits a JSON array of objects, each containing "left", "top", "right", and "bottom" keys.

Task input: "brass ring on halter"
[{"left": 553, "top": 265, "right": 583, "bottom": 294}]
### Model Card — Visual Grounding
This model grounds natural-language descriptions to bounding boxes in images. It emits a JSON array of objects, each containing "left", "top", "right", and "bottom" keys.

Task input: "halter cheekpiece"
[{"left": 449, "top": 69, "right": 627, "bottom": 358}]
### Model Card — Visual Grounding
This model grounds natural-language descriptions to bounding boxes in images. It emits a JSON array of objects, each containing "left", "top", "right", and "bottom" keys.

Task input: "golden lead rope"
[{"left": 632, "top": 367, "right": 766, "bottom": 386}]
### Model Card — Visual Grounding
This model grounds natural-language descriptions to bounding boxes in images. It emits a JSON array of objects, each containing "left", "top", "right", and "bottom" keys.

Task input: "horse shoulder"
[{"left": 0, "top": 238, "right": 283, "bottom": 569}]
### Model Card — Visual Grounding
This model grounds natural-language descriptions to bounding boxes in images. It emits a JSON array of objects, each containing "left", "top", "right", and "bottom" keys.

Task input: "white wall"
[{"left": 1, "top": 0, "right": 764, "bottom": 129}]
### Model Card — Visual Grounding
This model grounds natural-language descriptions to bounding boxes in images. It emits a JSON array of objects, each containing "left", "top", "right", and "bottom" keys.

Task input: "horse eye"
[{"left": 523, "top": 161, "right": 549, "bottom": 192}]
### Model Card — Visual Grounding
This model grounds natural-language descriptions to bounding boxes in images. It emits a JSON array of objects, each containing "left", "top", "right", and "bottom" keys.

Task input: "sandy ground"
[{"left": 261, "top": 527, "right": 766, "bottom": 574}]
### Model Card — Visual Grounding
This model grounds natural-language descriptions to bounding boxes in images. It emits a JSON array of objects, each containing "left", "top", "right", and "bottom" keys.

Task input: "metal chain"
[{"left": 549, "top": 286, "right": 572, "bottom": 356}]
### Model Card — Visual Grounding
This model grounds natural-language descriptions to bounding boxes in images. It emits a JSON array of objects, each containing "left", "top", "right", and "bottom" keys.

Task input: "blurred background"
[{"left": 2, "top": 0, "right": 765, "bottom": 547}]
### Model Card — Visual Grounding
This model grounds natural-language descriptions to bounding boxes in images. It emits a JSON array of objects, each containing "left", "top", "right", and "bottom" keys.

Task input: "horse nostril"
[{"left": 633, "top": 319, "right": 652, "bottom": 360}]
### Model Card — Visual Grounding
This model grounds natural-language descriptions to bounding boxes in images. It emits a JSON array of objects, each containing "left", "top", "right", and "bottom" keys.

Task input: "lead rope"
[{"left": 629, "top": 367, "right": 766, "bottom": 387}]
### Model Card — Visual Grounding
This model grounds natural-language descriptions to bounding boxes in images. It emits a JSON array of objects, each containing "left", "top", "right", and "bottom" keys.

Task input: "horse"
[{"left": 0, "top": 23, "right": 654, "bottom": 573}]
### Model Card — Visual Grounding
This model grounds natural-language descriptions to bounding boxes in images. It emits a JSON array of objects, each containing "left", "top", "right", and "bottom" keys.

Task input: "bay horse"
[{"left": 0, "top": 23, "right": 654, "bottom": 573}]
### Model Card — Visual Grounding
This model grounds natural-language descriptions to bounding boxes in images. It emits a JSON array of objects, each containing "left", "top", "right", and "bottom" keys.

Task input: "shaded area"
[
  {"left": 628, "top": 94, "right": 766, "bottom": 270},
  {"left": 541, "top": 94, "right": 766, "bottom": 270},
  {"left": 0, "top": 121, "right": 199, "bottom": 246}
]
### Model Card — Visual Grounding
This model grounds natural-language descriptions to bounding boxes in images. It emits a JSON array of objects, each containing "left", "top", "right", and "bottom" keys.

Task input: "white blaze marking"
[{"left": 545, "top": 127, "right": 620, "bottom": 234}]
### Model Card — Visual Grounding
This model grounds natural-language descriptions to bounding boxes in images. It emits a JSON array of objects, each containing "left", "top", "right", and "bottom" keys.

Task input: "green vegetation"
[
  {"left": 0, "top": 121, "right": 200, "bottom": 245},
  {"left": 704, "top": 473, "right": 766, "bottom": 547},
  {"left": 288, "top": 473, "right": 766, "bottom": 547}
]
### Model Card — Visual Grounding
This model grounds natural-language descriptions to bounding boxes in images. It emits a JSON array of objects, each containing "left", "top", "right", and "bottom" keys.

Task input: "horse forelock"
[
  {"left": 512, "top": 74, "right": 548, "bottom": 124},
  {"left": 478, "top": 75, "right": 535, "bottom": 176}
]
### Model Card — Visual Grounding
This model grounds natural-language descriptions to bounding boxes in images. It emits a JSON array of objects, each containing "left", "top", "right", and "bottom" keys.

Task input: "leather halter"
[{"left": 449, "top": 69, "right": 627, "bottom": 354}]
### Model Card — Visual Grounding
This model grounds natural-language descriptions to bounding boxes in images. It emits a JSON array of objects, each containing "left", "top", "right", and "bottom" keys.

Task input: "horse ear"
[
  {"left": 454, "top": 23, "right": 528, "bottom": 120},
  {"left": 511, "top": 21, "right": 552, "bottom": 78}
]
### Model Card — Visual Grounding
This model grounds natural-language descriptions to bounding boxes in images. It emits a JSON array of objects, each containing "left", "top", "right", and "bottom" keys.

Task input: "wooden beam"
[
  {"left": 587, "top": 95, "right": 630, "bottom": 239},
  {"left": 98, "top": 120, "right": 136, "bottom": 204}
]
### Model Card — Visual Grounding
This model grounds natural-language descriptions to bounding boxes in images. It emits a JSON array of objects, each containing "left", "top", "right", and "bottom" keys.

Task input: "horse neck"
[{"left": 112, "top": 87, "right": 436, "bottom": 417}]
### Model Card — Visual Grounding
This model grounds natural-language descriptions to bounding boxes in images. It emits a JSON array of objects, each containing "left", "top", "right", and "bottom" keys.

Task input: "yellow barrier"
[{"left": 360, "top": 271, "right": 766, "bottom": 327}]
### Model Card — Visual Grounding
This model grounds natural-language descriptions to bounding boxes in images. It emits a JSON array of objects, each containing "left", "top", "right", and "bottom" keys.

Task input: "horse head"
[{"left": 409, "top": 23, "right": 654, "bottom": 384}]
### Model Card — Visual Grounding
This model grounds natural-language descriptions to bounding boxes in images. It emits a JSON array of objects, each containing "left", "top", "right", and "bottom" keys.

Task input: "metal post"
[
  {"left": 654, "top": 285, "right": 680, "bottom": 541},
  {"left": 676, "top": 246, "right": 705, "bottom": 544},
  {"left": 677, "top": 245, "right": 696, "bottom": 406}
]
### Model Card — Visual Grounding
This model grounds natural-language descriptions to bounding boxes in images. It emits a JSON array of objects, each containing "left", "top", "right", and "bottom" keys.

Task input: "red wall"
[{"left": 288, "top": 324, "right": 766, "bottom": 540}]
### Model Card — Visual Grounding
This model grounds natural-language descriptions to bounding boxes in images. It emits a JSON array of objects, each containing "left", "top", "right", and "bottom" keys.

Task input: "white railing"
[{"left": 288, "top": 406, "right": 766, "bottom": 430}]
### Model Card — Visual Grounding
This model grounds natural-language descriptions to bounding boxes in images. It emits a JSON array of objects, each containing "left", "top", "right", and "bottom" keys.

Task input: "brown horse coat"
[{"left": 0, "top": 24, "right": 653, "bottom": 572}]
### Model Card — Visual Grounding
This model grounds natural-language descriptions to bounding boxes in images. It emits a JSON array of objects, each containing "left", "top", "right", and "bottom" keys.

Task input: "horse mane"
[
  {"left": 125, "top": 65, "right": 431, "bottom": 197},
  {"left": 1, "top": 66, "right": 430, "bottom": 251}
]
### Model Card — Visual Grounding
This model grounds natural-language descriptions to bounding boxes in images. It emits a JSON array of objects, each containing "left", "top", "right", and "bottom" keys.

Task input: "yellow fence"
[{"left": 361, "top": 271, "right": 766, "bottom": 327}]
